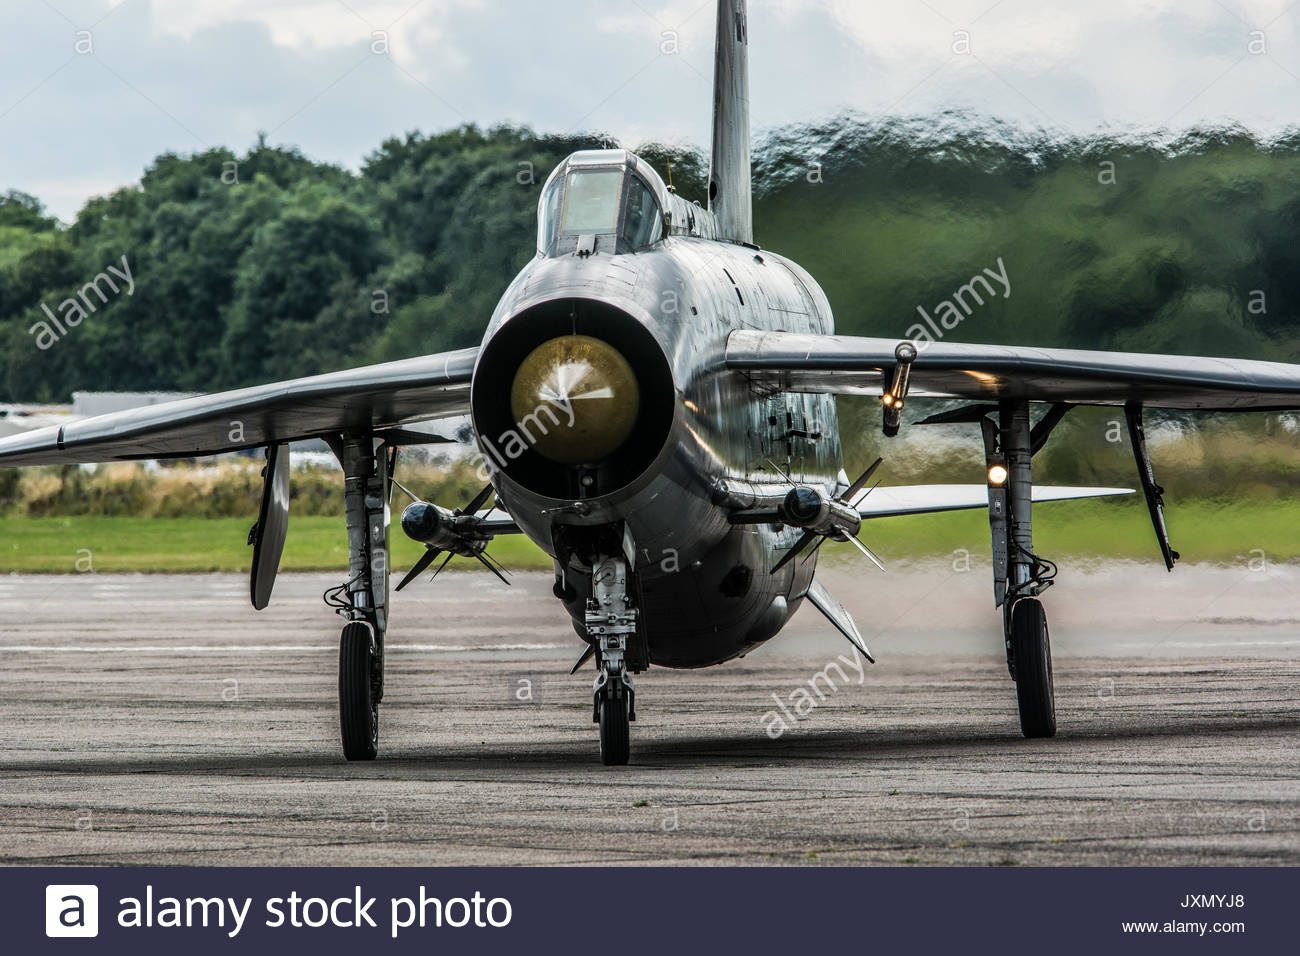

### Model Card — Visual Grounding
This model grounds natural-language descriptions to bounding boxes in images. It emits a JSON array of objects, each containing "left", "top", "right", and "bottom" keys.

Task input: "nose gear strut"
[{"left": 588, "top": 554, "right": 638, "bottom": 765}]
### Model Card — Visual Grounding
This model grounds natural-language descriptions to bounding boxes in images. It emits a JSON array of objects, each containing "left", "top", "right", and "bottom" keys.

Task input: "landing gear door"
[
  {"left": 1125, "top": 402, "right": 1179, "bottom": 572},
  {"left": 249, "top": 443, "right": 290, "bottom": 610}
]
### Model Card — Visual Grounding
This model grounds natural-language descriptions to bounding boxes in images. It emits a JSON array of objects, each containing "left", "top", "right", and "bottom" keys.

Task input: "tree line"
[{"left": 3, "top": 118, "right": 1300, "bottom": 403}]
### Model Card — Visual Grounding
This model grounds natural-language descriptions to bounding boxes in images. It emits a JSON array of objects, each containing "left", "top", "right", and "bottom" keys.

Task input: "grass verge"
[
  {"left": 0, "top": 498, "right": 1295, "bottom": 573},
  {"left": 0, "top": 516, "right": 552, "bottom": 573}
]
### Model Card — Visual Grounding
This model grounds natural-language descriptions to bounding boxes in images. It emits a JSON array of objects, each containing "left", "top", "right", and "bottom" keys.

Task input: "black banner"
[{"left": 11, "top": 867, "right": 1287, "bottom": 953}]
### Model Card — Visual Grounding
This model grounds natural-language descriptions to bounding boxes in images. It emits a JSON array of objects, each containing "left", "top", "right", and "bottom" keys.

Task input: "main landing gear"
[
  {"left": 984, "top": 402, "right": 1058, "bottom": 739},
  {"left": 328, "top": 434, "right": 392, "bottom": 760},
  {"left": 588, "top": 554, "right": 638, "bottom": 765}
]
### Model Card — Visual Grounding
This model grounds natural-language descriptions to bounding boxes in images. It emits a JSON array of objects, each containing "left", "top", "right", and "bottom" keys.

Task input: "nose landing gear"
[{"left": 588, "top": 554, "right": 638, "bottom": 765}]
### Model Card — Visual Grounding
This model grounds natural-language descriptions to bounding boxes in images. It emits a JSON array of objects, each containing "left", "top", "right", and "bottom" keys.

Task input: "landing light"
[{"left": 987, "top": 464, "right": 1009, "bottom": 486}]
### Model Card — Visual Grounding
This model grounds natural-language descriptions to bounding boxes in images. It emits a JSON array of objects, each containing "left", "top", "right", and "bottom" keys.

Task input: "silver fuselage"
[{"left": 472, "top": 235, "right": 845, "bottom": 668}]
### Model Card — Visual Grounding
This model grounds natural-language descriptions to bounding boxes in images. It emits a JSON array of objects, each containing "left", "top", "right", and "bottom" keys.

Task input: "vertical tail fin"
[{"left": 709, "top": 0, "right": 752, "bottom": 244}]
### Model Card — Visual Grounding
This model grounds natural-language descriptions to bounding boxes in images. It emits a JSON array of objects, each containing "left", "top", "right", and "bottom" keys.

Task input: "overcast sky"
[{"left": 4, "top": 0, "right": 1300, "bottom": 220}]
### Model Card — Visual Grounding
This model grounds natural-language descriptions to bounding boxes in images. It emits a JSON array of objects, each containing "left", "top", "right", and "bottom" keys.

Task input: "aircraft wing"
[
  {"left": 857, "top": 484, "right": 1130, "bottom": 520},
  {"left": 726, "top": 330, "right": 1300, "bottom": 410},
  {"left": 0, "top": 348, "right": 478, "bottom": 466}
]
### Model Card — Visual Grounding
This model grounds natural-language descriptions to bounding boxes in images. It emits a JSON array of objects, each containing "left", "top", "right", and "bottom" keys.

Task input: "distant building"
[
  {"left": 0, "top": 402, "right": 74, "bottom": 438},
  {"left": 71, "top": 391, "right": 195, "bottom": 417}
]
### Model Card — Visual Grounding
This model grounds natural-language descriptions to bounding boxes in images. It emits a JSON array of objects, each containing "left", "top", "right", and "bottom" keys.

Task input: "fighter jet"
[{"left": 3, "top": 1, "right": 1298, "bottom": 765}]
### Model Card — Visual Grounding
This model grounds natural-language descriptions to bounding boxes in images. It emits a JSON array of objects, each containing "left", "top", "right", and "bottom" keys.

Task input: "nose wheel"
[{"left": 596, "top": 677, "right": 632, "bottom": 766}]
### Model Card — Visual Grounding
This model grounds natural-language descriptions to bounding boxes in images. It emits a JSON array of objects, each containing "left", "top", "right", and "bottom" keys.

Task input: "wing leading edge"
[
  {"left": 727, "top": 330, "right": 1300, "bottom": 411},
  {"left": 856, "top": 484, "right": 1131, "bottom": 520},
  {"left": 0, "top": 348, "right": 478, "bottom": 467}
]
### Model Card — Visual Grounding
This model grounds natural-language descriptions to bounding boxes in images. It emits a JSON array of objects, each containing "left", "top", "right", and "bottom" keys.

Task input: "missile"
[
  {"left": 778, "top": 487, "right": 862, "bottom": 541},
  {"left": 400, "top": 501, "right": 489, "bottom": 557}
]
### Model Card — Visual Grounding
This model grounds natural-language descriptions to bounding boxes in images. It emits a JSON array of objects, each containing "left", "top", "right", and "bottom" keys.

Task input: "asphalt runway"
[{"left": 0, "top": 562, "right": 1297, "bottom": 866}]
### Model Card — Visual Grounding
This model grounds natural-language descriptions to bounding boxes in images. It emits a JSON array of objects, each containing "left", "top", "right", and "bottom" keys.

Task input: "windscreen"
[
  {"left": 537, "top": 176, "right": 563, "bottom": 251},
  {"left": 622, "top": 176, "right": 662, "bottom": 248},
  {"left": 561, "top": 169, "right": 623, "bottom": 235}
]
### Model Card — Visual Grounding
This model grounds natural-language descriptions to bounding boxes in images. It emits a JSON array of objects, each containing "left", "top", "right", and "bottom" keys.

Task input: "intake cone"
[{"left": 509, "top": 334, "right": 640, "bottom": 465}]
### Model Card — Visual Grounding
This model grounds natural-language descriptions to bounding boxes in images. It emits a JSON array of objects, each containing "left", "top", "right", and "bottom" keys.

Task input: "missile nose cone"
[
  {"left": 509, "top": 334, "right": 640, "bottom": 465},
  {"left": 400, "top": 501, "right": 441, "bottom": 543},
  {"left": 783, "top": 487, "right": 823, "bottom": 524}
]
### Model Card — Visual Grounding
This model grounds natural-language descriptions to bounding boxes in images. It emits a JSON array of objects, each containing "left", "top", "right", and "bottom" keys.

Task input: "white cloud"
[
  {"left": 144, "top": 1, "right": 434, "bottom": 47},
  {"left": 794, "top": 0, "right": 1300, "bottom": 133},
  {"left": 7, "top": 0, "right": 1300, "bottom": 220}
]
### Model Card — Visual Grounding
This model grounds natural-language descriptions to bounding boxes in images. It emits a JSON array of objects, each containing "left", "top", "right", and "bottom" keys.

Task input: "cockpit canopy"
[{"left": 537, "top": 150, "right": 670, "bottom": 256}]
